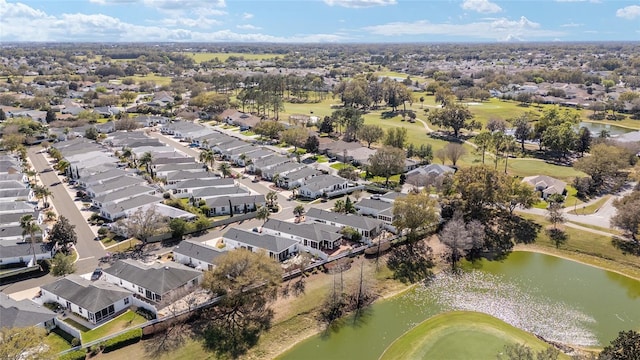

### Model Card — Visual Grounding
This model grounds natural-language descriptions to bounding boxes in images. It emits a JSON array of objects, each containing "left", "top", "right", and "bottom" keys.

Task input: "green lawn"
[
  {"left": 241, "top": 130, "right": 256, "bottom": 136},
  {"left": 330, "top": 162, "right": 350, "bottom": 170},
  {"left": 181, "top": 52, "right": 282, "bottom": 63},
  {"left": 120, "top": 74, "right": 172, "bottom": 86},
  {"left": 105, "top": 238, "right": 142, "bottom": 252},
  {"left": 315, "top": 155, "right": 329, "bottom": 163},
  {"left": 83, "top": 310, "right": 147, "bottom": 343},
  {"left": 505, "top": 159, "right": 585, "bottom": 180},
  {"left": 46, "top": 328, "right": 74, "bottom": 353},
  {"left": 380, "top": 311, "right": 567, "bottom": 360},
  {"left": 64, "top": 318, "right": 90, "bottom": 332},
  {"left": 568, "top": 195, "right": 611, "bottom": 215}
]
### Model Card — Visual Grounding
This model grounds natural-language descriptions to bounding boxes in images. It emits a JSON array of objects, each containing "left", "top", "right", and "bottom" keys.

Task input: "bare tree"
[
  {"left": 439, "top": 213, "right": 481, "bottom": 271},
  {"left": 126, "top": 207, "right": 169, "bottom": 244},
  {"left": 443, "top": 143, "right": 466, "bottom": 166}
]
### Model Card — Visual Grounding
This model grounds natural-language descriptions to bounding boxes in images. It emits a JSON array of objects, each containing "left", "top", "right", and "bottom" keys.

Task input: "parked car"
[{"left": 90, "top": 268, "right": 102, "bottom": 281}]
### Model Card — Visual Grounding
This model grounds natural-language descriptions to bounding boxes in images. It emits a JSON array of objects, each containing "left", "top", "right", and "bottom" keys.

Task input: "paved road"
[
  {"left": 2, "top": 148, "right": 105, "bottom": 294},
  {"left": 28, "top": 149, "right": 104, "bottom": 269}
]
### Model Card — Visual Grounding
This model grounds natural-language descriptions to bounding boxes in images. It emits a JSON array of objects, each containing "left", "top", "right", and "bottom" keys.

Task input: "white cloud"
[
  {"left": 158, "top": 16, "right": 222, "bottom": 29},
  {"left": 560, "top": 22, "right": 582, "bottom": 27},
  {"left": 616, "top": 5, "right": 640, "bottom": 20},
  {"left": 0, "top": 0, "right": 345, "bottom": 43},
  {"left": 324, "top": 0, "right": 397, "bottom": 8},
  {"left": 364, "top": 16, "right": 564, "bottom": 41},
  {"left": 242, "top": 12, "right": 254, "bottom": 19},
  {"left": 237, "top": 24, "right": 261, "bottom": 30},
  {"left": 461, "top": 0, "right": 502, "bottom": 14}
]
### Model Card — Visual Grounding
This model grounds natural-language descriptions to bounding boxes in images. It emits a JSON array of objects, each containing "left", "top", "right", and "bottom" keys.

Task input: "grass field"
[
  {"left": 46, "top": 328, "right": 74, "bottom": 353},
  {"left": 379, "top": 311, "right": 567, "bottom": 360},
  {"left": 82, "top": 310, "right": 147, "bottom": 343},
  {"left": 568, "top": 195, "right": 611, "bottom": 215},
  {"left": 182, "top": 52, "right": 282, "bottom": 63},
  {"left": 120, "top": 74, "right": 172, "bottom": 86}
]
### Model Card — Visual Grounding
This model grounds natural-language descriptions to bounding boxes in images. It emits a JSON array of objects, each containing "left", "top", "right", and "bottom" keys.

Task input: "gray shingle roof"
[
  {"left": 196, "top": 186, "right": 250, "bottom": 200},
  {"left": 0, "top": 201, "right": 34, "bottom": 213},
  {"left": 262, "top": 219, "right": 342, "bottom": 243},
  {"left": 283, "top": 166, "right": 321, "bottom": 181},
  {"left": 174, "top": 178, "right": 233, "bottom": 191},
  {"left": 103, "top": 259, "right": 201, "bottom": 295},
  {"left": 206, "top": 194, "right": 265, "bottom": 208},
  {"left": 173, "top": 240, "right": 222, "bottom": 265},
  {"left": 306, "top": 208, "right": 384, "bottom": 231},
  {"left": 93, "top": 185, "right": 155, "bottom": 204},
  {"left": 355, "top": 198, "right": 394, "bottom": 212},
  {"left": 89, "top": 176, "right": 146, "bottom": 195},
  {"left": 223, "top": 228, "right": 298, "bottom": 254},
  {"left": 41, "top": 275, "right": 131, "bottom": 313},
  {"left": 301, "top": 174, "right": 346, "bottom": 192},
  {"left": 103, "top": 194, "right": 163, "bottom": 215},
  {"left": 0, "top": 243, "right": 49, "bottom": 258},
  {"left": 0, "top": 293, "right": 55, "bottom": 328}
]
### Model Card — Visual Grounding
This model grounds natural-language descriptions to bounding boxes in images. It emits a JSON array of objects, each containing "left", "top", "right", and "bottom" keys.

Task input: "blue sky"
[{"left": 1, "top": 0, "right": 639, "bottom": 43}]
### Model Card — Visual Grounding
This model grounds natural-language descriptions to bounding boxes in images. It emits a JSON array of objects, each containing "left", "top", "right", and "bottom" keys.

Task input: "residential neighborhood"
[{"left": 1, "top": 39, "right": 640, "bottom": 360}]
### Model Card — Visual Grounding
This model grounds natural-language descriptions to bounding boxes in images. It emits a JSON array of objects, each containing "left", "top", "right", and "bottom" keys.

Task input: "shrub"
[
  {"left": 100, "top": 328, "right": 142, "bottom": 353},
  {"left": 58, "top": 350, "right": 86, "bottom": 360},
  {"left": 97, "top": 227, "right": 108, "bottom": 236},
  {"left": 71, "top": 337, "right": 81, "bottom": 347},
  {"left": 135, "top": 307, "right": 156, "bottom": 320}
]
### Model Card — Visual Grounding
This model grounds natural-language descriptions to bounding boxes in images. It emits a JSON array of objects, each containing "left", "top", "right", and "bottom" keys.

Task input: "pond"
[
  {"left": 278, "top": 252, "right": 640, "bottom": 360},
  {"left": 578, "top": 121, "right": 634, "bottom": 137}
]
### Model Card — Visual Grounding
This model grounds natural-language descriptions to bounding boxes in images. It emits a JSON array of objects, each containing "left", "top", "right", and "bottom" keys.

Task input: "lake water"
[
  {"left": 278, "top": 252, "right": 640, "bottom": 360},
  {"left": 578, "top": 121, "right": 634, "bottom": 137}
]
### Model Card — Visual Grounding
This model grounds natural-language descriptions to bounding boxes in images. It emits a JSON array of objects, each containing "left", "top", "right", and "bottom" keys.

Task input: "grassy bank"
[
  {"left": 379, "top": 311, "right": 570, "bottom": 360},
  {"left": 518, "top": 213, "right": 640, "bottom": 280}
]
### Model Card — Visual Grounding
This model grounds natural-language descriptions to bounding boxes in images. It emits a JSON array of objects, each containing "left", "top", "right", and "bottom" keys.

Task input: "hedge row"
[
  {"left": 101, "top": 328, "right": 142, "bottom": 353},
  {"left": 57, "top": 350, "right": 86, "bottom": 360}
]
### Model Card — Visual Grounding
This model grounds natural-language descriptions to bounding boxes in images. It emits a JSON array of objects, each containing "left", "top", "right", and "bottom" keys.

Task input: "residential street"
[{"left": 1, "top": 147, "right": 105, "bottom": 294}]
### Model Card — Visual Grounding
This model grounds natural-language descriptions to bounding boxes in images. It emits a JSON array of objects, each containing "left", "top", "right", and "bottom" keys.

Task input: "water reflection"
[{"left": 415, "top": 271, "right": 598, "bottom": 346}]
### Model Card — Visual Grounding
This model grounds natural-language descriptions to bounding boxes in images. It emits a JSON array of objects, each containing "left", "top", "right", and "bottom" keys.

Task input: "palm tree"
[
  {"left": 25, "top": 169, "right": 37, "bottom": 185},
  {"left": 256, "top": 206, "right": 270, "bottom": 225},
  {"left": 55, "top": 159, "right": 70, "bottom": 175},
  {"left": 333, "top": 199, "right": 346, "bottom": 213},
  {"left": 266, "top": 191, "right": 278, "bottom": 210},
  {"left": 239, "top": 153, "right": 248, "bottom": 172},
  {"left": 218, "top": 163, "right": 232, "bottom": 178},
  {"left": 139, "top": 151, "right": 153, "bottom": 172},
  {"left": 48, "top": 147, "right": 62, "bottom": 162},
  {"left": 293, "top": 204, "right": 305, "bottom": 219},
  {"left": 199, "top": 149, "right": 215, "bottom": 172},
  {"left": 121, "top": 147, "right": 136, "bottom": 167},
  {"left": 272, "top": 173, "right": 280, "bottom": 188},
  {"left": 34, "top": 185, "right": 53, "bottom": 209},
  {"left": 503, "top": 136, "right": 517, "bottom": 174},
  {"left": 20, "top": 214, "right": 40, "bottom": 266}
]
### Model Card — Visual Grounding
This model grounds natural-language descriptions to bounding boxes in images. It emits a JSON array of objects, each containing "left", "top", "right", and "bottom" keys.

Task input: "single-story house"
[
  {"left": 78, "top": 168, "right": 130, "bottom": 189},
  {"left": 306, "top": 208, "right": 384, "bottom": 241},
  {"left": 261, "top": 218, "right": 343, "bottom": 260},
  {"left": 102, "top": 259, "right": 202, "bottom": 306},
  {"left": 0, "top": 243, "right": 52, "bottom": 267},
  {"left": 173, "top": 240, "right": 223, "bottom": 271},
  {"left": 247, "top": 154, "right": 290, "bottom": 174},
  {"left": 0, "top": 188, "right": 34, "bottom": 203},
  {"left": 92, "top": 185, "right": 156, "bottom": 210},
  {"left": 222, "top": 228, "right": 298, "bottom": 262},
  {"left": 405, "top": 164, "right": 455, "bottom": 187},
  {"left": 233, "top": 148, "right": 274, "bottom": 167},
  {"left": 99, "top": 194, "right": 163, "bottom": 221},
  {"left": 261, "top": 162, "right": 306, "bottom": 182},
  {"left": 162, "top": 170, "right": 220, "bottom": 189},
  {"left": 281, "top": 167, "right": 321, "bottom": 190},
  {"left": 172, "top": 178, "right": 235, "bottom": 198},
  {"left": 204, "top": 194, "right": 265, "bottom": 217},
  {"left": 522, "top": 175, "right": 566, "bottom": 199},
  {"left": 86, "top": 175, "right": 147, "bottom": 198},
  {"left": 298, "top": 174, "right": 362, "bottom": 199},
  {"left": 221, "top": 109, "right": 261, "bottom": 130},
  {"left": 40, "top": 275, "right": 133, "bottom": 325},
  {"left": 0, "top": 293, "right": 56, "bottom": 330},
  {"left": 152, "top": 162, "right": 206, "bottom": 178}
]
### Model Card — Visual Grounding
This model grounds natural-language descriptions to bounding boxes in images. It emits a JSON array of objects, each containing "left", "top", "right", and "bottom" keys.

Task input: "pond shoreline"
[
  {"left": 272, "top": 246, "right": 640, "bottom": 359},
  {"left": 513, "top": 245, "right": 640, "bottom": 282}
]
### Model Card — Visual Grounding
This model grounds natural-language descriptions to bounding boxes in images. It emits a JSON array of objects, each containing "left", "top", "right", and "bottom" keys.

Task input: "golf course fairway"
[{"left": 379, "top": 311, "right": 569, "bottom": 360}]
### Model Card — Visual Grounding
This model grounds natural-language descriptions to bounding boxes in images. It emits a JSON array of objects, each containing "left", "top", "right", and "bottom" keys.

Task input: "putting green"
[{"left": 379, "top": 311, "right": 568, "bottom": 360}]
